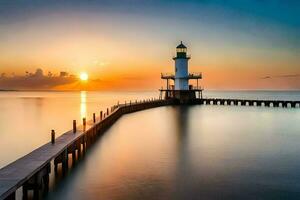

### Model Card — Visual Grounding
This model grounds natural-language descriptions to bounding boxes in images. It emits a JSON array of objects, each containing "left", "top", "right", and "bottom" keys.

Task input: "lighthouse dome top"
[
  {"left": 176, "top": 41, "right": 187, "bottom": 49},
  {"left": 174, "top": 41, "right": 189, "bottom": 59}
]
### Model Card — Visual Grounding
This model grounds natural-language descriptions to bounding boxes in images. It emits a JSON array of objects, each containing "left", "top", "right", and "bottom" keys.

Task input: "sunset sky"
[{"left": 0, "top": 0, "right": 299, "bottom": 90}]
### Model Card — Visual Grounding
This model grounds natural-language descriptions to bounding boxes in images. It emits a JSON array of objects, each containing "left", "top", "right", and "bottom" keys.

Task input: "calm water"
[
  {"left": 0, "top": 91, "right": 156, "bottom": 167},
  {"left": 0, "top": 90, "right": 300, "bottom": 199}
]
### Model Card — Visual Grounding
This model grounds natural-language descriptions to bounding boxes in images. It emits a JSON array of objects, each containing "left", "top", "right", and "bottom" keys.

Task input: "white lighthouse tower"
[
  {"left": 160, "top": 42, "right": 203, "bottom": 103},
  {"left": 174, "top": 41, "right": 190, "bottom": 90}
]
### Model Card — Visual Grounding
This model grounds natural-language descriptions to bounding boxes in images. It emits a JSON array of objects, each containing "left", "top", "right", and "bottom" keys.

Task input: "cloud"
[
  {"left": 0, "top": 68, "right": 78, "bottom": 90},
  {"left": 261, "top": 74, "right": 300, "bottom": 79},
  {"left": 275, "top": 74, "right": 300, "bottom": 78},
  {"left": 261, "top": 76, "right": 271, "bottom": 79}
]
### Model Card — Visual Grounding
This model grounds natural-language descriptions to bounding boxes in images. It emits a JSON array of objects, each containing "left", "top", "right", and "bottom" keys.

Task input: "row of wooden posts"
[
  {"left": 50, "top": 97, "right": 160, "bottom": 144},
  {"left": 48, "top": 97, "right": 299, "bottom": 146},
  {"left": 202, "top": 98, "right": 300, "bottom": 108}
]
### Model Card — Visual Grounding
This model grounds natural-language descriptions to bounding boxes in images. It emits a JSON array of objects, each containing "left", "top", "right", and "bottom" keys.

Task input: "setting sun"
[{"left": 80, "top": 73, "right": 89, "bottom": 81}]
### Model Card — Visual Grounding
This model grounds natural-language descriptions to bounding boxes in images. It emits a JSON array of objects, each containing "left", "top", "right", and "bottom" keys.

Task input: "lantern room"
[{"left": 176, "top": 41, "right": 187, "bottom": 58}]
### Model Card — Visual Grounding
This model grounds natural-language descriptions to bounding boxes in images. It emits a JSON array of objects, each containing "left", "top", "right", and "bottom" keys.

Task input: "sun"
[{"left": 80, "top": 72, "right": 89, "bottom": 81}]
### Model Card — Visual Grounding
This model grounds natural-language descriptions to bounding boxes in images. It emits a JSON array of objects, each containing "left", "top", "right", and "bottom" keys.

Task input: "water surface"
[
  {"left": 46, "top": 105, "right": 300, "bottom": 200},
  {"left": 0, "top": 91, "right": 156, "bottom": 167},
  {"left": 0, "top": 90, "right": 299, "bottom": 199}
]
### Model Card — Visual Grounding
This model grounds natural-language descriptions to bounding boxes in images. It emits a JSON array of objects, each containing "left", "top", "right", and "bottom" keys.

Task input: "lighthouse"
[
  {"left": 160, "top": 42, "right": 203, "bottom": 103},
  {"left": 174, "top": 41, "right": 190, "bottom": 90}
]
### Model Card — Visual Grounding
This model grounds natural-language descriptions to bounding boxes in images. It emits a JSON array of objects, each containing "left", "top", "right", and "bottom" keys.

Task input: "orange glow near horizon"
[{"left": 0, "top": 12, "right": 299, "bottom": 91}]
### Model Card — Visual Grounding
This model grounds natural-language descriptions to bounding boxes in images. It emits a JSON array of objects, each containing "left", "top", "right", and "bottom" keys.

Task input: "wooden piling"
[
  {"left": 73, "top": 120, "right": 76, "bottom": 133},
  {"left": 83, "top": 118, "right": 86, "bottom": 128},
  {"left": 291, "top": 102, "right": 296, "bottom": 108},
  {"left": 100, "top": 111, "right": 103, "bottom": 120},
  {"left": 93, "top": 113, "right": 96, "bottom": 123},
  {"left": 72, "top": 146, "right": 76, "bottom": 165},
  {"left": 257, "top": 101, "right": 262, "bottom": 106},
  {"left": 62, "top": 149, "right": 68, "bottom": 175},
  {"left": 82, "top": 135, "right": 87, "bottom": 154},
  {"left": 51, "top": 130, "right": 55, "bottom": 144},
  {"left": 43, "top": 173, "right": 50, "bottom": 193}
]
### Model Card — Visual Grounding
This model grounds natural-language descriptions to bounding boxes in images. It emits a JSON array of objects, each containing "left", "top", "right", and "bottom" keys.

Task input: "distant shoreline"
[
  {"left": 0, "top": 89, "right": 18, "bottom": 92},
  {"left": 0, "top": 89, "right": 300, "bottom": 92}
]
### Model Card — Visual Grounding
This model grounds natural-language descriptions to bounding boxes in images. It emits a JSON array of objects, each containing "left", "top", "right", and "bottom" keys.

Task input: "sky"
[{"left": 0, "top": 0, "right": 299, "bottom": 90}]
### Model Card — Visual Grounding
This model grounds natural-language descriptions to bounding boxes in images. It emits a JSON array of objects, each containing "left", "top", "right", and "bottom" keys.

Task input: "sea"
[{"left": 0, "top": 90, "right": 300, "bottom": 200}]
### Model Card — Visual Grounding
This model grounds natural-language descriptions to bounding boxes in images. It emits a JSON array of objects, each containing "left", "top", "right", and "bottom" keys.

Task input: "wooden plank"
[{"left": 0, "top": 126, "right": 88, "bottom": 199}]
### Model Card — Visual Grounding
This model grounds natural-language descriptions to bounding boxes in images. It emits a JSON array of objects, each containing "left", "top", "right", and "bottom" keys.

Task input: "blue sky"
[{"left": 1, "top": 0, "right": 299, "bottom": 50}]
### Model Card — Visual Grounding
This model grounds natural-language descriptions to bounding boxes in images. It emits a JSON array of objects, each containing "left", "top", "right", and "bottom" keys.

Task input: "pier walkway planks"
[{"left": 0, "top": 127, "right": 86, "bottom": 200}]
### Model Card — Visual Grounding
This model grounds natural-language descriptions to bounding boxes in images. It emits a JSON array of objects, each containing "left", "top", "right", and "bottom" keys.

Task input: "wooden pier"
[
  {"left": 0, "top": 98, "right": 173, "bottom": 200},
  {"left": 198, "top": 98, "right": 300, "bottom": 108},
  {"left": 0, "top": 97, "right": 299, "bottom": 199}
]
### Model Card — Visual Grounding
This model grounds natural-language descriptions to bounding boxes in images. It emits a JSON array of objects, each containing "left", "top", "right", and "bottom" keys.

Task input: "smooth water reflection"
[
  {"left": 80, "top": 91, "right": 87, "bottom": 119},
  {"left": 46, "top": 105, "right": 300, "bottom": 200},
  {"left": 0, "top": 90, "right": 298, "bottom": 168},
  {"left": 0, "top": 91, "right": 157, "bottom": 168}
]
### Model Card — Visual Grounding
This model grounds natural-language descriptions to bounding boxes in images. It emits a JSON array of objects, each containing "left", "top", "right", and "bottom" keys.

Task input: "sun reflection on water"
[{"left": 80, "top": 91, "right": 87, "bottom": 120}]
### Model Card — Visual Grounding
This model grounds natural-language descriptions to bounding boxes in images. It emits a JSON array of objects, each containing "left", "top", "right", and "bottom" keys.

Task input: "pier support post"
[
  {"left": 100, "top": 111, "right": 103, "bottom": 120},
  {"left": 42, "top": 163, "right": 51, "bottom": 194},
  {"left": 83, "top": 118, "right": 86, "bottom": 130},
  {"left": 54, "top": 160, "right": 58, "bottom": 175},
  {"left": 73, "top": 120, "right": 76, "bottom": 133},
  {"left": 291, "top": 102, "right": 296, "bottom": 108},
  {"left": 72, "top": 150, "right": 76, "bottom": 165},
  {"left": 51, "top": 130, "right": 55, "bottom": 144},
  {"left": 83, "top": 135, "right": 87, "bottom": 154},
  {"left": 42, "top": 173, "right": 49, "bottom": 194},
  {"left": 62, "top": 149, "right": 68, "bottom": 175},
  {"left": 68, "top": 144, "right": 76, "bottom": 165},
  {"left": 93, "top": 113, "right": 96, "bottom": 123},
  {"left": 22, "top": 163, "right": 51, "bottom": 199},
  {"left": 22, "top": 184, "right": 28, "bottom": 199}
]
